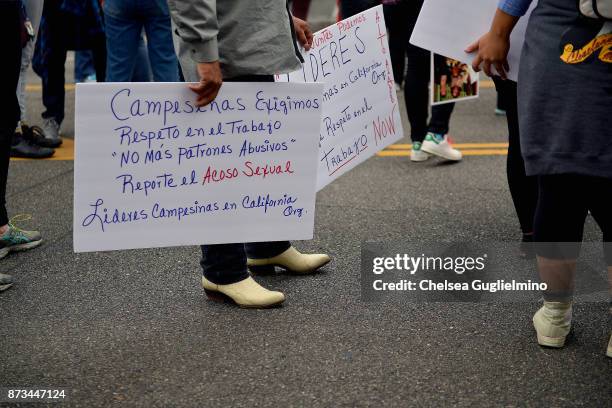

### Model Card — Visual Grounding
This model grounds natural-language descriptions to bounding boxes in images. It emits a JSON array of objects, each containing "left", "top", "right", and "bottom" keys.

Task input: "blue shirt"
[{"left": 498, "top": 0, "right": 533, "bottom": 16}]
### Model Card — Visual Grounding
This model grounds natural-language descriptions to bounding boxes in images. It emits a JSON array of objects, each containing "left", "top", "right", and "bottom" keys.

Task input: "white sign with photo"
[
  {"left": 276, "top": 5, "right": 404, "bottom": 191},
  {"left": 74, "top": 82, "right": 323, "bottom": 252},
  {"left": 410, "top": 0, "right": 536, "bottom": 82}
]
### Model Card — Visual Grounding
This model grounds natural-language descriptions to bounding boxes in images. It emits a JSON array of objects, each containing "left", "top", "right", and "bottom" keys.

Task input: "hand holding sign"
[
  {"left": 190, "top": 61, "right": 224, "bottom": 107},
  {"left": 74, "top": 82, "right": 323, "bottom": 252}
]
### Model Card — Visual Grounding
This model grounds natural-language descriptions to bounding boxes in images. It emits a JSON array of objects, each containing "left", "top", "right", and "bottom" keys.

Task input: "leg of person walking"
[
  {"left": 403, "top": 0, "right": 461, "bottom": 162},
  {"left": 493, "top": 77, "right": 538, "bottom": 258},
  {"left": 532, "top": 174, "right": 588, "bottom": 348},
  {"left": 585, "top": 176, "right": 612, "bottom": 357},
  {"left": 0, "top": 0, "right": 22, "bottom": 292},
  {"left": 193, "top": 75, "right": 328, "bottom": 306},
  {"left": 0, "top": 0, "right": 43, "bottom": 291},
  {"left": 74, "top": 51, "right": 96, "bottom": 82},
  {"left": 12, "top": 0, "right": 57, "bottom": 156},
  {"left": 103, "top": 0, "right": 142, "bottom": 82},
  {"left": 17, "top": 0, "right": 44, "bottom": 126},
  {"left": 132, "top": 34, "right": 153, "bottom": 82},
  {"left": 90, "top": 34, "right": 107, "bottom": 84},
  {"left": 142, "top": 0, "right": 179, "bottom": 82},
  {"left": 403, "top": 1, "right": 429, "bottom": 160}
]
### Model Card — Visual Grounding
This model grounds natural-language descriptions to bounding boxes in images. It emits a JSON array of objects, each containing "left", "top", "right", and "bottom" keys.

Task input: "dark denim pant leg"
[
  {"left": 200, "top": 244, "right": 249, "bottom": 285},
  {"left": 245, "top": 241, "right": 291, "bottom": 260},
  {"left": 199, "top": 74, "right": 281, "bottom": 284},
  {"left": 75, "top": 51, "right": 96, "bottom": 82}
]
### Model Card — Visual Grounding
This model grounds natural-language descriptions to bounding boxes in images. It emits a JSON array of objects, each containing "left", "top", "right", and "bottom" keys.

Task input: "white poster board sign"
[
  {"left": 276, "top": 5, "right": 403, "bottom": 191},
  {"left": 410, "top": 0, "right": 536, "bottom": 82},
  {"left": 74, "top": 82, "right": 323, "bottom": 252}
]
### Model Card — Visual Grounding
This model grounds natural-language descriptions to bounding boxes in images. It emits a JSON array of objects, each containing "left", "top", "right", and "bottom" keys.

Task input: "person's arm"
[
  {"left": 292, "top": 16, "right": 313, "bottom": 51},
  {"left": 167, "top": 0, "right": 222, "bottom": 106},
  {"left": 465, "top": 0, "right": 532, "bottom": 79}
]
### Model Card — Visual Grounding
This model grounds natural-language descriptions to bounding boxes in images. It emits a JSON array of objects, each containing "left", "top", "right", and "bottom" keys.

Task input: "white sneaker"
[
  {"left": 42, "top": 118, "right": 62, "bottom": 146},
  {"left": 532, "top": 301, "right": 572, "bottom": 348},
  {"left": 410, "top": 142, "right": 430, "bottom": 162},
  {"left": 421, "top": 133, "right": 462, "bottom": 161}
]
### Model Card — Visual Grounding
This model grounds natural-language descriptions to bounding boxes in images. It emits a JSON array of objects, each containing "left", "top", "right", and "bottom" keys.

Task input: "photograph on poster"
[{"left": 431, "top": 53, "right": 479, "bottom": 106}]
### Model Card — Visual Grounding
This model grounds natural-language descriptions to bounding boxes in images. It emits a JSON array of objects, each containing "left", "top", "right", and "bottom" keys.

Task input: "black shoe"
[
  {"left": 10, "top": 132, "right": 55, "bottom": 159},
  {"left": 21, "top": 124, "right": 62, "bottom": 148}
]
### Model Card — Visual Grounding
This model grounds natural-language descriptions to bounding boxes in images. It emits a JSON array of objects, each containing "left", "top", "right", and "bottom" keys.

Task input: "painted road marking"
[
  {"left": 386, "top": 142, "right": 508, "bottom": 149},
  {"left": 11, "top": 140, "right": 508, "bottom": 161},
  {"left": 377, "top": 149, "right": 508, "bottom": 157},
  {"left": 377, "top": 142, "right": 508, "bottom": 157},
  {"left": 19, "top": 80, "right": 499, "bottom": 161},
  {"left": 11, "top": 138, "right": 74, "bottom": 161}
]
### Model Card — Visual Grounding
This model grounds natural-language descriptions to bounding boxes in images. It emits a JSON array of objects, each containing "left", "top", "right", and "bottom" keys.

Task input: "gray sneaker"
[
  {"left": 41, "top": 118, "right": 62, "bottom": 146},
  {"left": 0, "top": 273, "right": 13, "bottom": 292},
  {"left": 0, "top": 222, "right": 43, "bottom": 259}
]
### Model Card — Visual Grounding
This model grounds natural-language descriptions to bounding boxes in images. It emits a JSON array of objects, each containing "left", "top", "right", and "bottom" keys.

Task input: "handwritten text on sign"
[
  {"left": 276, "top": 5, "right": 403, "bottom": 191},
  {"left": 73, "top": 82, "right": 323, "bottom": 252}
]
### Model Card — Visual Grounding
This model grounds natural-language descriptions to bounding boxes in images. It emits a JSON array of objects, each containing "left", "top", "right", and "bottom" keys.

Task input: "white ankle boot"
[
  {"left": 533, "top": 301, "right": 572, "bottom": 348},
  {"left": 247, "top": 246, "right": 330, "bottom": 274},
  {"left": 202, "top": 276, "right": 285, "bottom": 308},
  {"left": 607, "top": 334, "right": 611, "bottom": 358}
]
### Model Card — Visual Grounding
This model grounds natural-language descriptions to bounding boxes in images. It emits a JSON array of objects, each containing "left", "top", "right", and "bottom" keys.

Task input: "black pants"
[
  {"left": 386, "top": 0, "right": 454, "bottom": 143},
  {"left": 200, "top": 75, "right": 291, "bottom": 285},
  {"left": 493, "top": 77, "right": 538, "bottom": 234},
  {"left": 340, "top": 0, "right": 378, "bottom": 18},
  {"left": 39, "top": 0, "right": 106, "bottom": 125},
  {"left": 534, "top": 174, "right": 612, "bottom": 264},
  {"left": 0, "top": 0, "right": 23, "bottom": 226}
]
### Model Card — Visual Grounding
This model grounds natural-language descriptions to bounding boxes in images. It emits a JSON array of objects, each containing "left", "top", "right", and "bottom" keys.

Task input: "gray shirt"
[{"left": 167, "top": 0, "right": 302, "bottom": 79}]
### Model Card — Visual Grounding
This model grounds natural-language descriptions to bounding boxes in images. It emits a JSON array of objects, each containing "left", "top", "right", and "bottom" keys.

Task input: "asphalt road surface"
[{"left": 1, "top": 42, "right": 610, "bottom": 408}]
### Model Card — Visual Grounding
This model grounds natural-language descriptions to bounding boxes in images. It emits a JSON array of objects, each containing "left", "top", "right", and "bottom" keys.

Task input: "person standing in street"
[
  {"left": 385, "top": 0, "right": 462, "bottom": 163},
  {"left": 12, "top": 0, "right": 56, "bottom": 159},
  {"left": 469, "top": 0, "right": 612, "bottom": 357},
  {"left": 0, "top": 0, "right": 45, "bottom": 293},
  {"left": 168, "top": 0, "right": 331, "bottom": 308},
  {"left": 33, "top": 0, "right": 106, "bottom": 146}
]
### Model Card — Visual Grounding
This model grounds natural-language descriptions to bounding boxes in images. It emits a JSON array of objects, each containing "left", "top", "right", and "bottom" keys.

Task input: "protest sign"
[
  {"left": 431, "top": 53, "right": 479, "bottom": 106},
  {"left": 410, "top": 0, "right": 536, "bottom": 82},
  {"left": 73, "top": 82, "right": 323, "bottom": 252},
  {"left": 276, "top": 5, "right": 403, "bottom": 191}
]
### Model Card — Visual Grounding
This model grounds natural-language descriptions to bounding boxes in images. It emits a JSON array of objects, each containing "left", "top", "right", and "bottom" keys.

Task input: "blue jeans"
[
  {"left": 103, "top": 0, "right": 178, "bottom": 82},
  {"left": 201, "top": 242, "right": 291, "bottom": 285},
  {"left": 198, "top": 75, "right": 290, "bottom": 285},
  {"left": 75, "top": 51, "right": 96, "bottom": 82}
]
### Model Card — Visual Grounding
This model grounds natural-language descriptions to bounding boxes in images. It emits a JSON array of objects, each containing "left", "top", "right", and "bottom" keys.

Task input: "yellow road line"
[
  {"left": 12, "top": 139, "right": 508, "bottom": 161},
  {"left": 11, "top": 138, "right": 74, "bottom": 161},
  {"left": 387, "top": 142, "right": 508, "bottom": 150},
  {"left": 377, "top": 149, "right": 507, "bottom": 157},
  {"left": 25, "top": 84, "right": 75, "bottom": 92}
]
